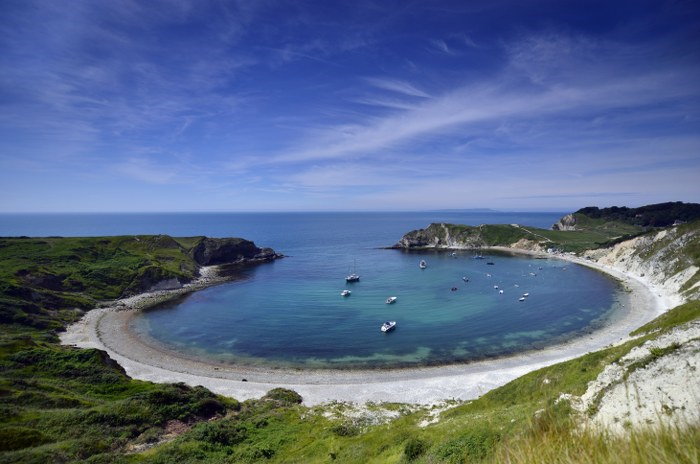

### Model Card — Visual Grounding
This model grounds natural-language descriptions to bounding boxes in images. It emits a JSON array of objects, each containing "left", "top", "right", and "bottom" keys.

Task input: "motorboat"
[
  {"left": 419, "top": 260, "right": 427, "bottom": 269},
  {"left": 519, "top": 297, "right": 526, "bottom": 302},
  {"left": 451, "top": 252, "right": 457, "bottom": 258},
  {"left": 385, "top": 296, "right": 397, "bottom": 304},
  {"left": 381, "top": 321, "right": 397, "bottom": 332},
  {"left": 499, "top": 290, "right": 504, "bottom": 294},
  {"left": 341, "top": 290, "right": 351, "bottom": 297},
  {"left": 494, "top": 285, "right": 499, "bottom": 289},
  {"left": 462, "top": 276, "right": 469, "bottom": 282},
  {"left": 523, "top": 292, "right": 530, "bottom": 297},
  {"left": 473, "top": 255, "right": 485, "bottom": 260}
]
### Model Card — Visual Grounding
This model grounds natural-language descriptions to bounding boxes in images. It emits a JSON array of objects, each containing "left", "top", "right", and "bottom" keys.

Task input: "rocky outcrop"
[
  {"left": 566, "top": 319, "right": 700, "bottom": 434},
  {"left": 190, "top": 238, "right": 281, "bottom": 266},
  {"left": 392, "top": 223, "right": 545, "bottom": 251},
  {"left": 552, "top": 213, "right": 577, "bottom": 231},
  {"left": 582, "top": 223, "right": 700, "bottom": 304}
]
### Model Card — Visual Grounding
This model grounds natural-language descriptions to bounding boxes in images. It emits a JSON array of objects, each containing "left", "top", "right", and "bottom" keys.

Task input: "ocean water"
[{"left": 0, "top": 212, "right": 623, "bottom": 368}]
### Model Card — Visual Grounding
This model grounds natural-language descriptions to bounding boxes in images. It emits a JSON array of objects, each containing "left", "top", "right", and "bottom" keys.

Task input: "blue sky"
[{"left": 1, "top": 0, "right": 699, "bottom": 212}]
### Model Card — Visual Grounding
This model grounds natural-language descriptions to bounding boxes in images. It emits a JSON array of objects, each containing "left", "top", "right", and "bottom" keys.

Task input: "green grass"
[
  {"left": 1, "top": 234, "right": 699, "bottom": 463},
  {"left": 435, "top": 222, "right": 645, "bottom": 252},
  {"left": 630, "top": 300, "right": 700, "bottom": 336}
]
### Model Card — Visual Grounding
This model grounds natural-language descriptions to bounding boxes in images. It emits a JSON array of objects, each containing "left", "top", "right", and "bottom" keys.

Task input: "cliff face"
[
  {"left": 190, "top": 238, "right": 280, "bottom": 266},
  {"left": 583, "top": 222, "right": 700, "bottom": 304},
  {"left": 393, "top": 223, "right": 543, "bottom": 250},
  {"left": 552, "top": 213, "right": 577, "bottom": 231}
]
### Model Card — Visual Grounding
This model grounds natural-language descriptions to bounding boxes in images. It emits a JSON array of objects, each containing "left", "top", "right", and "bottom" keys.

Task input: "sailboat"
[{"left": 345, "top": 260, "right": 360, "bottom": 282}]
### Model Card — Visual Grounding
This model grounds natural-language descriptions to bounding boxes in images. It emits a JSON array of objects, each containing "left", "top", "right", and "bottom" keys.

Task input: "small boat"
[
  {"left": 473, "top": 255, "right": 485, "bottom": 260},
  {"left": 462, "top": 276, "right": 469, "bottom": 282},
  {"left": 514, "top": 284, "right": 519, "bottom": 287},
  {"left": 486, "top": 273, "right": 491, "bottom": 277},
  {"left": 522, "top": 292, "right": 529, "bottom": 297},
  {"left": 419, "top": 260, "right": 427, "bottom": 269},
  {"left": 529, "top": 272, "right": 536, "bottom": 276},
  {"left": 346, "top": 260, "right": 360, "bottom": 282},
  {"left": 519, "top": 297, "right": 526, "bottom": 302},
  {"left": 381, "top": 321, "right": 397, "bottom": 332},
  {"left": 486, "top": 262, "right": 495, "bottom": 265},
  {"left": 499, "top": 290, "right": 504, "bottom": 294},
  {"left": 341, "top": 290, "right": 351, "bottom": 297},
  {"left": 451, "top": 252, "right": 457, "bottom": 258},
  {"left": 385, "top": 296, "right": 397, "bottom": 304}
]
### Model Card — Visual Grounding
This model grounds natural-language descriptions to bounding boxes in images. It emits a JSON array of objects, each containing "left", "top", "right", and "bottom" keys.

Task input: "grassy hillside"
[
  {"left": 398, "top": 222, "right": 656, "bottom": 252},
  {"left": 1, "top": 234, "right": 698, "bottom": 463},
  {"left": 576, "top": 201, "right": 700, "bottom": 228}
]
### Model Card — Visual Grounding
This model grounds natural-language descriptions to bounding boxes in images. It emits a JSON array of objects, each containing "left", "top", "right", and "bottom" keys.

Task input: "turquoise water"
[
  {"left": 0, "top": 212, "right": 623, "bottom": 368},
  {"left": 135, "top": 250, "right": 621, "bottom": 369}
]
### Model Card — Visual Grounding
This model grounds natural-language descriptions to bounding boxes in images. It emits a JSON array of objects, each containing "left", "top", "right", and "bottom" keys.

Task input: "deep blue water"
[{"left": 0, "top": 212, "right": 623, "bottom": 368}]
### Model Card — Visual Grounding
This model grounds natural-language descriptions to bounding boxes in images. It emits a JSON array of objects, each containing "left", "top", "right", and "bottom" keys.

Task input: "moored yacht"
[
  {"left": 346, "top": 260, "right": 360, "bottom": 282},
  {"left": 381, "top": 321, "right": 397, "bottom": 332}
]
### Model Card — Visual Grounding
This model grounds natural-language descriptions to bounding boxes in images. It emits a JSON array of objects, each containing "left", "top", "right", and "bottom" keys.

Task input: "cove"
[{"left": 132, "top": 249, "right": 624, "bottom": 369}]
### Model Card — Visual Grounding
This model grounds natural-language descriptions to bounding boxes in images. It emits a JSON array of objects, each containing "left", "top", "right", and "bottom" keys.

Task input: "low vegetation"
[
  {"left": 0, "top": 227, "right": 698, "bottom": 462},
  {"left": 576, "top": 201, "right": 700, "bottom": 228}
]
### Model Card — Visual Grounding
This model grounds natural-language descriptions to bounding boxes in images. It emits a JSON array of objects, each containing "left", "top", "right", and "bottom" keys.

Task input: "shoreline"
[{"left": 61, "top": 248, "right": 669, "bottom": 406}]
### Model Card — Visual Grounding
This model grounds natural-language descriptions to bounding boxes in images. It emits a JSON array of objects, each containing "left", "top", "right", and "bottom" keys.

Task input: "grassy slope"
[
  {"left": 440, "top": 221, "right": 646, "bottom": 252},
  {"left": 0, "top": 236, "right": 208, "bottom": 332},
  {"left": 1, "top": 236, "right": 698, "bottom": 463}
]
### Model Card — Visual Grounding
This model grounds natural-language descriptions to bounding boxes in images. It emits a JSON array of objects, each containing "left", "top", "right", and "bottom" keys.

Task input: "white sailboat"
[{"left": 345, "top": 260, "right": 360, "bottom": 282}]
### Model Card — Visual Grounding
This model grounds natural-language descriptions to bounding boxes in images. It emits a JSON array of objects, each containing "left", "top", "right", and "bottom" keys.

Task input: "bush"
[
  {"left": 190, "top": 420, "right": 248, "bottom": 446},
  {"left": 0, "top": 426, "right": 50, "bottom": 451},
  {"left": 404, "top": 437, "right": 427, "bottom": 461},
  {"left": 331, "top": 423, "right": 360, "bottom": 437},
  {"left": 262, "top": 388, "right": 303, "bottom": 405},
  {"left": 436, "top": 429, "right": 500, "bottom": 462}
]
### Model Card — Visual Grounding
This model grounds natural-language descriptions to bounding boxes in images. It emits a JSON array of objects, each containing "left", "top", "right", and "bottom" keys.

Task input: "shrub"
[
  {"left": 262, "top": 388, "right": 303, "bottom": 405},
  {"left": 331, "top": 423, "right": 360, "bottom": 437},
  {"left": 0, "top": 426, "right": 50, "bottom": 451},
  {"left": 436, "top": 428, "right": 500, "bottom": 462},
  {"left": 404, "top": 437, "right": 427, "bottom": 461},
  {"left": 190, "top": 420, "right": 248, "bottom": 446}
]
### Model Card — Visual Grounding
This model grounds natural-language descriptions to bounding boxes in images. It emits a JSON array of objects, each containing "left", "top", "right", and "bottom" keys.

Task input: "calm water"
[{"left": 0, "top": 212, "right": 623, "bottom": 368}]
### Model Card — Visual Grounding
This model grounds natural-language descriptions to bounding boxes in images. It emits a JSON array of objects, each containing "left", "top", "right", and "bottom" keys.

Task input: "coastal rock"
[
  {"left": 392, "top": 223, "right": 546, "bottom": 250},
  {"left": 552, "top": 213, "right": 577, "bottom": 231},
  {"left": 583, "top": 224, "right": 700, "bottom": 303},
  {"left": 190, "top": 238, "right": 280, "bottom": 266}
]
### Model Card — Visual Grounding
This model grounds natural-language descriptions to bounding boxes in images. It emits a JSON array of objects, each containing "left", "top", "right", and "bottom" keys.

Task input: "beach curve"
[{"left": 60, "top": 252, "right": 669, "bottom": 406}]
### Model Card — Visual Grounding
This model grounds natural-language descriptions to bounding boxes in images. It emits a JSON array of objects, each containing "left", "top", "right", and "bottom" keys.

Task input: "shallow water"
[{"left": 134, "top": 249, "right": 622, "bottom": 368}]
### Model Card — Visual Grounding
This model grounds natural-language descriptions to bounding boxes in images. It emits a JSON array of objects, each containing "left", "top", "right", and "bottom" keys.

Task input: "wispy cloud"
[
  {"left": 429, "top": 38, "right": 452, "bottom": 54},
  {"left": 364, "top": 77, "right": 431, "bottom": 98}
]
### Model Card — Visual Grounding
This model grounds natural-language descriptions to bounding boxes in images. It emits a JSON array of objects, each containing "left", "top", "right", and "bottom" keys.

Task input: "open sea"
[{"left": 0, "top": 212, "right": 624, "bottom": 368}]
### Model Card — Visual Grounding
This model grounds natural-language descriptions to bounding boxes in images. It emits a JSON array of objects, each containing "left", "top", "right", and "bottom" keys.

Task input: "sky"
[{"left": 1, "top": 0, "right": 699, "bottom": 212}]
